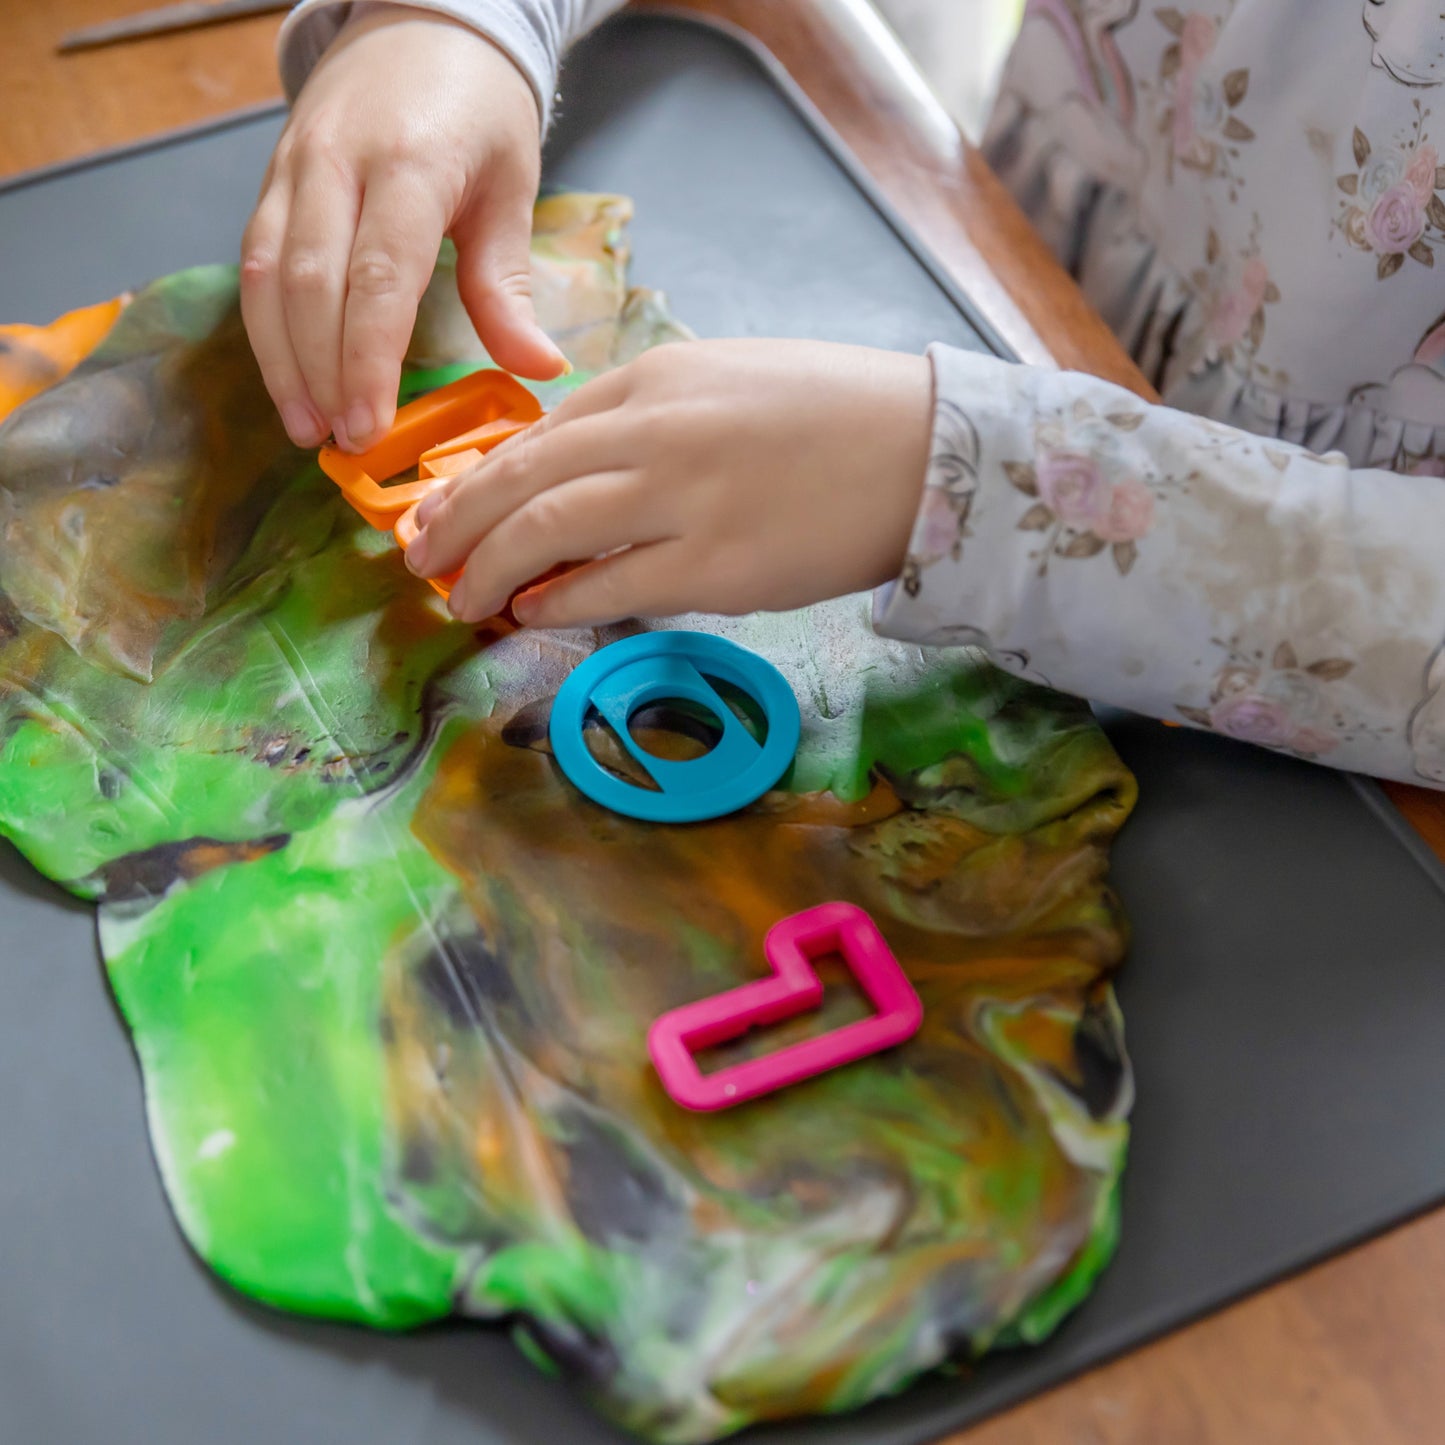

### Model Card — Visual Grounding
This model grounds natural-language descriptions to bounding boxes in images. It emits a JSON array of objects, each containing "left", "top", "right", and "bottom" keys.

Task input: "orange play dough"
[{"left": 0, "top": 296, "right": 129, "bottom": 425}]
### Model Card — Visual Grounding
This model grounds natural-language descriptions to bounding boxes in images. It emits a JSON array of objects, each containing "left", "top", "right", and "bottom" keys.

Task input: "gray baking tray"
[{"left": 3, "top": 14, "right": 1445, "bottom": 1445}]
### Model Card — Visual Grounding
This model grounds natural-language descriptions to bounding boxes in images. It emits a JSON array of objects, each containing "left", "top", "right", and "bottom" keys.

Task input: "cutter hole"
[
  {"left": 704, "top": 676, "right": 769, "bottom": 746},
  {"left": 627, "top": 699, "right": 725, "bottom": 761},
  {"left": 581, "top": 708, "right": 662, "bottom": 790},
  {"left": 576, "top": 673, "right": 770, "bottom": 790},
  {"left": 692, "top": 951, "right": 874, "bottom": 1077}
]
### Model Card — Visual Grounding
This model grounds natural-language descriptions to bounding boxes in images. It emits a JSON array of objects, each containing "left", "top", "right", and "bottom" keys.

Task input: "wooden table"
[{"left": 4, "top": 3, "right": 1444, "bottom": 1442}]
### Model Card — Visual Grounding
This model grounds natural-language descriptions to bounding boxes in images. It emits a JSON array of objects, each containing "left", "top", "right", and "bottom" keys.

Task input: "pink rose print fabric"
[
  {"left": 876, "top": 341, "right": 1445, "bottom": 790},
  {"left": 885, "top": 0, "right": 1445, "bottom": 788},
  {"left": 1182, "top": 222, "right": 1280, "bottom": 378},
  {"left": 1176, "top": 644, "right": 1359, "bottom": 759},
  {"left": 1337, "top": 105, "right": 1445, "bottom": 278},
  {"left": 1155, "top": 5, "right": 1254, "bottom": 194},
  {"left": 998, "top": 398, "right": 1170, "bottom": 578}
]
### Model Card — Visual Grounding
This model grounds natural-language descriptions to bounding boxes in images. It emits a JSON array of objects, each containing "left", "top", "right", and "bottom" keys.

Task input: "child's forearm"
[
  {"left": 876, "top": 346, "right": 1445, "bottom": 788},
  {"left": 279, "top": 0, "right": 627, "bottom": 125}
]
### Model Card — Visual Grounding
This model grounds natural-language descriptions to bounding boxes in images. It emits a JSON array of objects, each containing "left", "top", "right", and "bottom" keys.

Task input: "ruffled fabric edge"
[{"left": 983, "top": 107, "right": 1445, "bottom": 475}]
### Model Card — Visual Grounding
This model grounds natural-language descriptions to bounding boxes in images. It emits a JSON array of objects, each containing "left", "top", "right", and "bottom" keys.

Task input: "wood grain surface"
[
  {"left": 2, "top": 3, "right": 1442, "bottom": 1443},
  {"left": 3, "top": 0, "right": 283, "bottom": 178}
]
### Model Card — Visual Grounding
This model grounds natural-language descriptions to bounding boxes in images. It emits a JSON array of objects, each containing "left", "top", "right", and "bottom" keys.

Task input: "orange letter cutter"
[{"left": 318, "top": 369, "right": 543, "bottom": 600}]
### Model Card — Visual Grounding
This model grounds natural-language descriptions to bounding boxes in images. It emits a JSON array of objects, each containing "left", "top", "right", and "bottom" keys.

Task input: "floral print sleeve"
[{"left": 874, "top": 345, "right": 1445, "bottom": 788}]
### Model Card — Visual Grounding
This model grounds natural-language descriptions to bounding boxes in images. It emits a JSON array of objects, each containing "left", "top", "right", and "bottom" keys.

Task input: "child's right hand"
[{"left": 241, "top": 4, "right": 568, "bottom": 453}]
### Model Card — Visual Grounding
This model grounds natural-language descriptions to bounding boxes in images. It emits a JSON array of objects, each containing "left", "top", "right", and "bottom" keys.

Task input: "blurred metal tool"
[{"left": 58, "top": 0, "right": 290, "bottom": 54}]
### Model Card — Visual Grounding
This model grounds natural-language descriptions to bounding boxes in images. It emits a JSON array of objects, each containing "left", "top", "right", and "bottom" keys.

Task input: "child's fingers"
[
  {"left": 511, "top": 542, "right": 686, "bottom": 630},
  {"left": 446, "top": 470, "right": 664, "bottom": 622},
  {"left": 281, "top": 157, "right": 362, "bottom": 443},
  {"left": 410, "top": 411, "right": 638, "bottom": 577},
  {"left": 337, "top": 175, "right": 450, "bottom": 451},
  {"left": 409, "top": 366, "right": 636, "bottom": 530},
  {"left": 240, "top": 186, "right": 327, "bottom": 447},
  {"left": 452, "top": 182, "right": 568, "bottom": 381}
]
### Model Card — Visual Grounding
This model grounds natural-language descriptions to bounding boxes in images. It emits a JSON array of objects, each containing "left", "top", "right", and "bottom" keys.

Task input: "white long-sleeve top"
[
  {"left": 279, "top": 0, "right": 624, "bottom": 127},
  {"left": 279, "top": 0, "right": 1445, "bottom": 787}
]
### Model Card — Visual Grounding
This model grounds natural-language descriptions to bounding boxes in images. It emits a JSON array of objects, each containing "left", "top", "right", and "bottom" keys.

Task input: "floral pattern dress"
[{"left": 280, "top": 0, "right": 1445, "bottom": 787}]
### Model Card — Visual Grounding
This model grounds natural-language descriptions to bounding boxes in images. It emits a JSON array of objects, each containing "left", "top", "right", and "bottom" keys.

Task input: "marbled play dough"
[{"left": 0, "top": 194, "right": 1136, "bottom": 1442}]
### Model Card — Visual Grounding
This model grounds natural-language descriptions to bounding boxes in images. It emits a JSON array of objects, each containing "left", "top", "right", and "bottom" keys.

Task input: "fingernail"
[
  {"left": 512, "top": 590, "right": 538, "bottom": 625},
  {"left": 415, "top": 488, "right": 446, "bottom": 527},
  {"left": 331, "top": 416, "right": 353, "bottom": 452},
  {"left": 282, "top": 403, "right": 323, "bottom": 447},
  {"left": 345, "top": 401, "right": 375, "bottom": 450},
  {"left": 446, "top": 583, "right": 469, "bottom": 620},
  {"left": 405, "top": 530, "right": 429, "bottom": 573}
]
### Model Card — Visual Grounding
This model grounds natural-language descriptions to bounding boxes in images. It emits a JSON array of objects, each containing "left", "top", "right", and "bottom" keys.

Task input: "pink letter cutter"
[{"left": 647, "top": 902, "right": 923, "bottom": 1112}]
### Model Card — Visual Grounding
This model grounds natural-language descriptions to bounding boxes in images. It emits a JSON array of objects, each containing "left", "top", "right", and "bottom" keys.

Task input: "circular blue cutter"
[{"left": 549, "top": 631, "right": 802, "bottom": 824}]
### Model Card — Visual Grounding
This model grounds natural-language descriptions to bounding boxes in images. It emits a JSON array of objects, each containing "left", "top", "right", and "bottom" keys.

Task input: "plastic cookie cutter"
[
  {"left": 648, "top": 902, "right": 924, "bottom": 1112},
  {"left": 548, "top": 631, "right": 802, "bottom": 824},
  {"left": 318, "top": 368, "right": 543, "bottom": 599}
]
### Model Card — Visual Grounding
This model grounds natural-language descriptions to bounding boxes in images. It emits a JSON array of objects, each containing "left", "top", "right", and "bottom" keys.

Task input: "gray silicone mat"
[{"left": 3, "top": 15, "right": 1445, "bottom": 1445}]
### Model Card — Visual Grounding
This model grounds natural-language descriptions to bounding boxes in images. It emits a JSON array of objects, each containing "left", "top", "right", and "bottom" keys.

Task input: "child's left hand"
[{"left": 404, "top": 339, "right": 933, "bottom": 626}]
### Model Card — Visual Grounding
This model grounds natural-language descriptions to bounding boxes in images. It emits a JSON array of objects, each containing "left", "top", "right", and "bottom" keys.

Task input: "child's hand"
[
  {"left": 404, "top": 340, "right": 934, "bottom": 627},
  {"left": 241, "top": 4, "right": 566, "bottom": 453}
]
